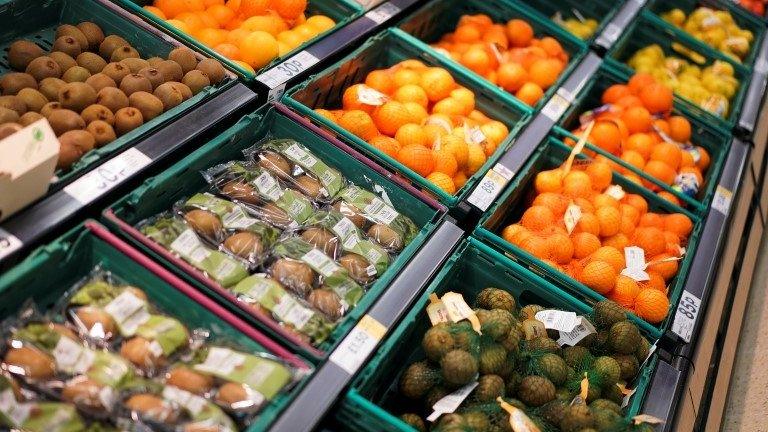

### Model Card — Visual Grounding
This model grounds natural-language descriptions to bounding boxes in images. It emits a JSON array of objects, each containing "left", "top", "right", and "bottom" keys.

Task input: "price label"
[
  {"left": 329, "top": 315, "right": 386, "bottom": 375},
  {"left": 257, "top": 50, "right": 320, "bottom": 96},
  {"left": 64, "top": 148, "right": 151, "bottom": 205},
  {"left": 364, "top": 2, "right": 401, "bottom": 24},
  {"left": 712, "top": 185, "right": 733, "bottom": 216},
  {"left": 671, "top": 290, "right": 701, "bottom": 343},
  {"left": 755, "top": 57, "right": 768, "bottom": 75},
  {"left": 602, "top": 23, "right": 621, "bottom": 44},
  {"left": 0, "top": 228, "right": 22, "bottom": 261},
  {"left": 467, "top": 164, "right": 514, "bottom": 211},
  {"left": 541, "top": 94, "right": 570, "bottom": 121}
]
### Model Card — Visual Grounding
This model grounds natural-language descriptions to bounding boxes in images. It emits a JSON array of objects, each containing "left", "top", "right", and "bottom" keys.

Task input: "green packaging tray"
[
  {"left": 645, "top": 0, "right": 766, "bottom": 69},
  {"left": 0, "top": 222, "right": 309, "bottom": 431},
  {"left": 103, "top": 105, "right": 442, "bottom": 363},
  {"left": 284, "top": 28, "right": 532, "bottom": 207},
  {"left": 555, "top": 59, "right": 732, "bottom": 213},
  {"left": 515, "top": 0, "right": 627, "bottom": 43},
  {"left": 606, "top": 10, "right": 753, "bottom": 130},
  {"left": 397, "top": 0, "right": 589, "bottom": 112},
  {"left": 115, "top": 0, "right": 363, "bottom": 79},
  {"left": 333, "top": 238, "right": 658, "bottom": 432},
  {"left": 475, "top": 138, "right": 704, "bottom": 340},
  {"left": 0, "top": 0, "right": 236, "bottom": 190}
]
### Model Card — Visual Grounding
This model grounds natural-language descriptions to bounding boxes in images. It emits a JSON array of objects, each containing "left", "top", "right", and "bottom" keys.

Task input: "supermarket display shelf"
[
  {"left": 0, "top": 83, "right": 258, "bottom": 270},
  {"left": 738, "top": 31, "right": 768, "bottom": 137},
  {"left": 268, "top": 220, "right": 465, "bottom": 432},
  {"left": 593, "top": 0, "right": 647, "bottom": 53}
]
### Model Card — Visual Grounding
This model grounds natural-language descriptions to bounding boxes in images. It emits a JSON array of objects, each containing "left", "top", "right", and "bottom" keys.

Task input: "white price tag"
[
  {"left": 467, "top": 164, "right": 514, "bottom": 211},
  {"left": 541, "top": 94, "right": 570, "bottom": 121},
  {"left": 621, "top": 246, "right": 650, "bottom": 282},
  {"left": 672, "top": 290, "right": 701, "bottom": 343},
  {"left": 603, "top": 23, "right": 621, "bottom": 43},
  {"left": 329, "top": 315, "right": 386, "bottom": 375},
  {"left": 564, "top": 202, "right": 582, "bottom": 234},
  {"left": 364, "top": 2, "right": 401, "bottom": 24},
  {"left": 195, "top": 347, "right": 246, "bottom": 375},
  {"left": 755, "top": 58, "right": 768, "bottom": 75},
  {"left": 64, "top": 148, "right": 151, "bottom": 205},
  {"left": 557, "top": 317, "right": 596, "bottom": 346},
  {"left": 712, "top": 185, "right": 733, "bottom": 216},
  {"left": 605, "top": 184, "right": 625, "bottom": 200},
  {"left": 535, "top": 310, "right": 579, "bottom": 332},
  {"left": 257, "top": 50, "right": 319, "bottom": 98},
  {"left": 0, "top": 228, "right": 22, "bottom": 260},
  {"left": 427, "top": 381, "right": 478, "bottom": 421}
]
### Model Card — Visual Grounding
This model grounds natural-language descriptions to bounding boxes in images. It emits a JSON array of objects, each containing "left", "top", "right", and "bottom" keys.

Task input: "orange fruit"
[
  {"left": 195, "top": 27, "right": 227, "bottom": 47},
  {"left": 480, "top": 121, "right": 508, "bottom": 146},
  {"left": 639, "top": 213, "right": 664, "bottom": 229},
  {"left": 668, "top": 116, "right": 692, "bottom": 143},
  {"left": 641, "top": 271, "right": 667, "bottom": 292},
  {"left": 238, "top": 31, "right": 278, "bottom": 68},
  {"left": 305, "top": 15, "right": 335, "bottom": 33},
  {"left": 574, "top": 213, "right": 601, "bottom": 236},
  {"left": 572, "top": 232, "right": 601, "bottom": 259},
  {"left": 461, "top": 47, "right": 492, "bottom": 75},
  {"left": 364, "top": 70, "right": 395, "bottom": 95},
  {"left": 502, "top": 224, "right": 525, "bottom": 244},
  {"left": 342, "top": 84, "right": 381, "bottom": 113},
  {"left": 615, "top": 95, "right": 643, "bottom": 110},
  {"left": 529, "top": 58, "right": 562, "bottom": 89},
  {"left": 394, "top": 124, "right": 427, "bottom": 147},
  {"left": 337, "top": 110, "right": 379, "bottom": 142},
  {"left": 232, "top": 60, "right": 254, "bottom": 73},
  {"left": 227, "top": 28, "right": 249, "bottom": 45},
  {"left": 403, "top": 102, "right": 428, "bottom": 125},
  {"left": 639, "top": 83, "right": 674, "bottom": 114},
  {"left": 156, "top": 0, "right": 189, "bottom": 18},
  {"left": 241, "top": 14, "right": 288, "bottom": 35},
  {"left": 440, "top": 135, "right": 469, "bottom": 168},
  {"left": 393, "top": 68, "right": 420, "bottom": 88},
  {"left": 427, "top": 172, "right": 456, "bottom": 194},
  {"left": 633, "top": 226, "right": 666, "bottom": 256},
  {"left": 521, "top": 206, "right": 556, "bottom": 232},
  {"left": 451, "top": 87, "right": 476, "bottom": 114},
  {"left": 593, "top": 194, "right": 620, "bottom": 210},
  {"left": 454, "top": 172, "right": 468, "bottom": 188},
  {"left": 206, "top": 4, "right": 235, "bottom": 25},
  {"left": 519, "top": 234, "right": 551, "bottom": 259},
  {"left": 620, "top": 150, "right": 645, "bottom": 172},
  {"left": 643, "top": 160, "right": 676, "bottom": 186},
  {"left": 563, "top": 171, "right": 592, "bottom": 198},
  {"left": 574, "top": 197, "right": 595, "bottom": 214},
  {"left": 548, "top": 232, "right": 575, "bottom": 264},
  {"left": 398, "top": 59, "right": 428, "bottom": 70},
  {"left": 272, "top": 0, "right": 306, "bottom": 19},
  {"left": 460, "top": 14, "right": 494, "bottom": 30},
  {"left": 373, "top": 101, "right": 411, "bottom": 136},
  {"left": 611, "top": 275, "right": 641, "bottom": 308},
  {"left": 144, "top": 6, "right": 168, "bottom": 19},
  {"left": 579, "top": 260, "right": 617, "bottom": 294},
  {"left": 585, "top": 161, "right": 613, "bottom": 191},
  {"left": 419, "top": 67, "right": 456, "bottom": 102},
  {"left": 225, "top": 0, "right": 240, "bottom": 11},
  {"left": 369, "top": 135, "right": 401, "bottom": 158},
  {"left": 680, "top": 151, "right": 695, "bottom": 168},
  {"left": 595, "top": 206, "right": 621, "bottom": 237},
  {"left": 695, "top": 146, "right": 710, "bottom": 172},
  {"left": 589, "top": 121, "right": 623, "bottom": 155},
  {"left": 620, "top": 216, "right": 636, "bottom": 236},
  {"left": 397, "top": 144, "right": 435, "bottom": 177},
  {"left": 466, "top": 143, "right": 487, "bottom": 174},
  {"left": 238, "top": 0, "right": 269, "bottom": 16},
  {"left": 497, "top": 63, "right": 528, "bottom": 92},
  {"left": 166, "top": 19, "right": 192, "bottom": 33},
  {"left": 603, "top": 233, "right": 629, "bottom": 250},
  {"left": 393, "top": 84, "right": 428, "bottom": 107},
  {"left": 621, "top": 106, "right": 652, "bottom": 134},
  {"left": 433, "top": 98, "right": 467, "bottom": 116},
  {"left": 620, "top": 204, "right": 641, "bottom": 225},
  {"left": 590, "top": 246, "right": 625, "bottom": 272},
  {"left": 657, "top": 191, "right": 681, "bottom": 207},
  {"left": 602, "top": 84, "right": 632, "bottom": 105},
  {"left": 213, "top": 43, "right": 239, "bottom": 59},
  {"left": 650, "top": 142, "right": 682, "bottom": 171},
  {"left": 432, "top": 148, "right": 459, "bottom": 176},
  {"left": 625, "top": 133, "right": 654, "bottom": 160},
  {"left": 506, "top": 19, "right": 534, "bottom": 47},
  {"left": 515, "top": 82, "right": 544, "bottom": 106},
  {"left": 623, "top": 194, "right": 649, "bottom": 215},
  {"left": 539, "top": 36, "right": 565, "bottom": 57},
  {"left": 453, "top": 24, "right": 482, "bottom": 43},
  {"left": 664, "top": 213, "right": 693, "bottom": 238},
  {"left": 634, "top": 288, "right": 669, "bottom": 323},
  {"left": 647, "top": 253, "right": 679, "bottom": 281},
  {"left": 627, "top": 73, "right": 656, "bottom": 95},
  {"left": 533, "top": 192, "right": 569, "bottom": 215},
  {"left": 205, "top": 0, "right": 225, "bottom": 5},
  {"left": 535, "top": 169, "right": 563, "bottom": 194}
]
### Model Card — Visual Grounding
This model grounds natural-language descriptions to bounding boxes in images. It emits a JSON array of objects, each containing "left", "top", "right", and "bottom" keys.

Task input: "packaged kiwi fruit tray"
[
  {"left": 333, "top": 238, "right": 658, "bottom": 432},
  {"left": 283, "top": 28, "right": 533, "bottom": 207},
  {"left": 396, "top": 0, "right": 589, "bottom": 112},
  {"left": 114, "top": 0, "right": 365, "bottom": 79},
  {"left": 515, "top": 0, "right": 627, "bottom": 44},
  {"left": 0, "top": 220, "right": 312, "bottom": 431},
  {"left": 102, "top": 105, "right": 444, "bottom": 363},
  {"left": 605, "top": 10, "right": 753, "bottom": 130},
  {"left": 0, "top": 0, "right": 237, "bottom": 190}
]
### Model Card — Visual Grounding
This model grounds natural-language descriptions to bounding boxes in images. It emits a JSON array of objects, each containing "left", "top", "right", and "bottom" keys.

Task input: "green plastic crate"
[
  {"left": 397, "top": 0, "right": 589, "bottom": 112},
  {"left": 0, "top": 223, "right": 308, "bottom": 431},
  {"left": 475, "top": 139, "right": 704, "bottom": 339},
  {"left": 103, "top": 106, "right": 442, "bottom": 363},
  {"left": 554, "top": 59, "right": 732, "bottom": 212},
  {"left": 513, "top": 0, "right": 626, "bottom": 43},
  {"left": 333, "top": 238, "right": 658, "bottom": 432},
  {"left": 606, "top": 10, "right": 752, "bottom": 130},
  {"left": 0, "top": 0, "right": 235, "bottom": 189},
  {"left": 284, "top": 28, "right": 532, "bottom": 207},
  {"left": 645, "top": 0, "right": 766, "bottom": 69},
  {"left": 115, "top": 0, "right": 363, "bottom": 79}
]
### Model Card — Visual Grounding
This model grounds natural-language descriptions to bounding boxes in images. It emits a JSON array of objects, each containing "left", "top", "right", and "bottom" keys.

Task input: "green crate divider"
[
  {"left": 333, "top": 238, "right": 658, "bottom": 432},
  {"left": 0, "top": 224, "right": 303, "bottom": 431},
  {"left": 645, "top": 0, "right": 767, "bottom": 69},
  {"left": 554, "top": 60, "right": 733, "bottom": 212},
  {"left": 104, "top": 105, "right": 441, "bottom": 362},
  {"left": 115, "top": 0, "right": 363, "bottom": 79},
  {"left": 606, "top": 10, "right": 753, "bottom": 130},
  {"left": 475, "top": 139, "right": 705, "bottom": 340},
  {"left": 396, "top": 0, "right": 589, "bottom": 112},
  {"left": 510, "top": 0, "right": 627, "bottom": 43},
  {"left": 284, "top": 28, "right": 532, "bottom": 207},
  {"left": 0, "top": 0, "right": 235, "bottom": 188}
]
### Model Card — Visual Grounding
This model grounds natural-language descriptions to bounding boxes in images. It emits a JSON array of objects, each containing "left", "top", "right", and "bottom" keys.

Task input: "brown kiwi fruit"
[
  {"left": 308, "top": 288, "right": 344, "bottom": 320},
  {"left": 19, "top": 112, "right": 44, "bottom": 126},
  {"left": 223, "top": 232, "right": 264, "bottom": 259},
  {"left": 0, "top": 123, "right": 22, "bottom": 140},
  {"left": 0, "top": 96, "right": 27, "bottom": 115},
  {"left": 271, "top": 258, "right": 315, "bottom": 296},
  {"left": 153, "top": 82, "right": 184, "bottom": 110},
  {"left": 125, "top": 393, "right": 177, "bottom": 423},
  {"left": 84, "top": 73, "right": 116, "bottom": 92},
  {"left": 166, "top": 366, "right": 214, "bottom": 395},
  {"left": 114, "top": 107, "right": 144, "bottom": 135},
  {"left": 52, "top": 36, "right": 82, "bottom": 58},
  {"left": 58, "top": 82, "right": 97, "bottom": 112},
  {"left": 39, "top": 77, "right": 66, "bottom": 101},
  {"left": 16, "top": 89, "right": 48, "bottom": 112},
  {"left": 196, "top": 58, "right": 226, "bottom": 84},
  {"left": 76, "top": 52, "right": 107, "bottom": 74},
  {"left": 55, "top": 24, "right": 89, "bottom": 50},
  {"left": 47, "top": 109, "right": 85, "bottom": 135},
  {"left": 258, "top": 151, "right": 292, "bottom": 178},
  {"left": 99, "top": 34, "right": 129, "bottom": 59},
  {"left": 137, "top": 67, "right": 164, "bottom": 89},
  {"left": 168, "top": 81, "right": 192, "bottom": 100},
  {"left": 81, "top": 104, "right": 114, "bottom": 125},
  {"left": 155, "top": 60, "right": 183, "bottom": 82},
  {"left": 62, "top": 66, "right": 92, "bottom": 83},
  {"left": 182, "top": 70, "right": 210, "bottom": 95},
  {"left": 0, "top": 72, "right": 37, "bottom": 95},
  {"left": 60, "top": 129, "right": 96, "bottom": 153},
  {"left": 26, "top": 56, "right": 62, "bottom": 81},
  {"left": 7, "top": 40, "right": 44, "bottom": 71},
  {"left": 147, "top": 56, "right": 164, "bottom": 67},
  {"left": 0, "top": 107, "right": 20, "bottom": 124},
  {"left": 61, "top": 377, "right": 105, "bottom": 409},
  {"left": 128, "top": 91, "right": 163, "bottom": 121},
  {"left": 49, "top": 51, "right": 78, "bottom": 72},
  {"left": 168, "top": 47, "right": 198, "bottom": 73},
  {"left": 57, "top": 142, "right": 82, "bottom": 169},
  {"left": 40, "top": 102, "right": 62, "bottom": 117},
  {"left": 96, "top": 87, "right": 129, "bottom": 113},
  {"left": 110, "top": 45, "right": 139, "bottom": 62},
  {"left": 119, "top": 74, "right": 153, "bottom": 96},
  {"left": 120, "top": 57, "right": 149, "bottom": 74},
  {"left": 339, "top": 253, "right": 374, "bottom": 284},
  {"left": 86, "top": 120, "right": 116, "bottom": 147},
  {"left": 301, "top": 227, "right": 338, "bottom": 257},
  {"left": 333, "top": 201, "right": 366, "bottom": 228},
  {"left": 184, "top": 209, "right": 222, "bottom": 238},
  {"left": 76, "top": 22, "right": 105, "bottom": 49},
  {"left": 101, "top": 62, "right": 130, "bottom": 83},
  {"left": 4, "top": 347, "right": 55, "bottom": 380}
]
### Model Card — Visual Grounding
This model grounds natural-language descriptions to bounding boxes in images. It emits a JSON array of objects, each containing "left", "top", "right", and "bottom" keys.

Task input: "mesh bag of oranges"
[
  {"left": 561, "top": 72, "right": 712, "bottom": 209},
  {"left": 144, "top": 0, "right": 339, "bottom": 72},
  {"left": 311, "top": 58, "right": 514, "bottom": 197},
  {"left": 500, "top": 152, "right": 695, "bottom": 326}
]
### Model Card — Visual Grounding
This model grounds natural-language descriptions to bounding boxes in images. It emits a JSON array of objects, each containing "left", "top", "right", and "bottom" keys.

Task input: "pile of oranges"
[
  {"left": 432, "top": 14, "right": 570, "bottom": 107},
  {"left": 145, "top": 0, "right": 335, "bottom": 71},
  {"left": 565, "top": 73, "right": 711, "bottom": 207},
  {"left": 313, "top": 59, "right": 510, "bottom": 195},
  {"left": 501, "top": 158, "right": 695, "bottom": 324}
]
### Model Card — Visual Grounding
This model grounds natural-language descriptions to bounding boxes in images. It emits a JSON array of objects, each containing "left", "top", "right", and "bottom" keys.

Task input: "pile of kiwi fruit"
[{"left": 0, "top": 21, "right": 226, "bottom": 171}]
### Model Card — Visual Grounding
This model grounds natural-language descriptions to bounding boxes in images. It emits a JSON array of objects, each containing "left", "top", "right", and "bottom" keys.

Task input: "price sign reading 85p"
[{"left": 672, "top": 290, "right": 701, "bottom": 343}]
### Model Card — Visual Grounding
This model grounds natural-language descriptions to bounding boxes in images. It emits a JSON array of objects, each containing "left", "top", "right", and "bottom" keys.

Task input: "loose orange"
[
  {"left": 589, "top": 121, "right": 623, "bottom": 155},
  {"left": 461, "top": 47, "right": 492, "bottom": 75},
  {"left": 650, "top": 142, "right": 682, "bottom": 171},
  {"left": 238, "top": 0, "right": 269, "bottom": 16},
  {"left": 695, "top": 146, "right": 710, "bottom": 172},
  {"left": 515, "top": 82, "right": 544, "bottom": 106},
  {"left": 625, "top": 133, "right": 654, "bottom": 160},
  {"left": 627, "top": 73, "right": 656, "bottom": 95},
  {"left": 643, "top": 160, "right": 676, "bottom": 186},
  {"left": 622, "top": 106, "right": 652, "bottom": 134},
  {"left": 639, "top": 83, "right": 674, "bottom": 114},
  {"left": 602, "top": 84, "right": 632, "bottom": 105},
  {"left": 620, "top": 150, "right": 646, "bottom": 172},
  {"left": 529, "top": 58, "right": 562, "bottom": 89},
  {"left": 144, "top": 6, "right": 167, "bottom": 19},
  {"left": 238, "top": 30, "right": 278, "bottom": 68},
  {"left": 454, "top": 172, "right": 468, "bottom": 188},
  {"left": 206, "top": 4, "right": 235, "bottom": 25},
  {"left": 668, "top": 116, "right": 692, "bottom": 143},
  {"left": 506, "top": 19, "right": 534, "bottom": 47},
  {"left": 272, "top": 0, "right": 306, "bottom": 19}
]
